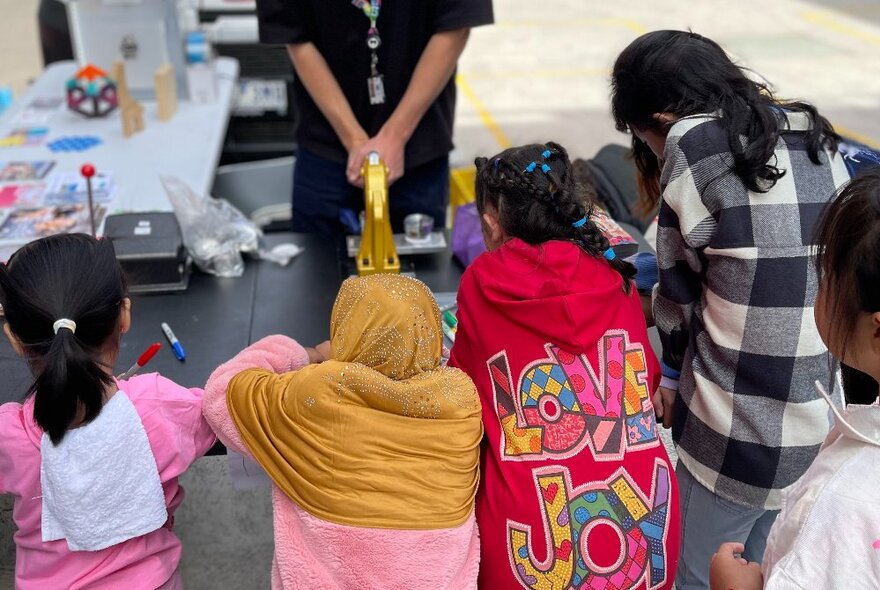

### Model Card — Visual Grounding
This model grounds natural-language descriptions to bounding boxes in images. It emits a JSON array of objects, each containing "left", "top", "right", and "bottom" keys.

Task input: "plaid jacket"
[{"left": 654, "top": 111, "right": 851, "bottom": 510}]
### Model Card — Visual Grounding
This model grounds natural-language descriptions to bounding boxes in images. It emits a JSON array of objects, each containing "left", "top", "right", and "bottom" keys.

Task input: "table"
[
  {"left": 0, "top": 58, "right": 239, "bottom": 252},
  {"left": 0, "top": 233, "right": 466, "bottom": 405},
  {"left": 0, "top": 223, "right": 653, "bottom": 406}
]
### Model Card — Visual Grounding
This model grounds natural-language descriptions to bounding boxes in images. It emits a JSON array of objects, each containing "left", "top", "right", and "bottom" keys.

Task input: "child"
[
  {"left": 709, "top": 169, "right": 880, "bottom": 589},
  {"left": 202, "top": 273, "right": 483, "bottom": 589},
  {"left": 0, "top": 234, "right": 216, "bottom": 589},
  {"left": 449, "top": 142, "right": 680, "bottom": 589},
  {"left": 610, "top": 30, "right": 850, "bottom": 589}
]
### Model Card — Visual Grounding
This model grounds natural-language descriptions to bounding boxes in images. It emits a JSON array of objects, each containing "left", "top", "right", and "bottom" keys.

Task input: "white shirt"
[{"left": 762, "top": 384, "right": 880, "bottom": 589}]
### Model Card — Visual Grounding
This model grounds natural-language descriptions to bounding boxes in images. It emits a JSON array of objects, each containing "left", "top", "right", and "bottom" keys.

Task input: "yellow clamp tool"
[{"left": 357, "top": 152, "right": 400, "bottom": 276}]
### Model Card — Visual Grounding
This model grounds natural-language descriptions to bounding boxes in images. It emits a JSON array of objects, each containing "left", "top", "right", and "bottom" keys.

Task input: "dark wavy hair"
[
  {"left": 474, "top": 142, "right": 636, "bottom": 292},
  {"left": 815, "top": 169, "right": 880, "bottom": 404},
  {"left": 0, "top": 234, "right": 127, "bottom": 444},
  {"left": 611, "top": 30, "right": 840, "bottom": 215}
]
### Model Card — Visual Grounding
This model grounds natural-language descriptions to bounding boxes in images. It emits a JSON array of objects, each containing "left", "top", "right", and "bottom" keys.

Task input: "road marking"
[{"left": 456, "top": 73, "right": 512, "bottom": 149}]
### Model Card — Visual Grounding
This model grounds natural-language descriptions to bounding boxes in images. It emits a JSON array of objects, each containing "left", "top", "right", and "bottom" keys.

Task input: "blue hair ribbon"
[{"left": 571, "top": 215, "right": 588, "bottom": 228}]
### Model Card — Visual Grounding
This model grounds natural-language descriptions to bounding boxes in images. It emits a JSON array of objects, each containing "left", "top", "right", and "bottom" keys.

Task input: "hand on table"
[
  {"left": 709, "top": 542, "right": 763, "bottom": 590},
  {"left": 346, "top": 128, "right": 406, "bottom": 188},
  {"left": 653, "top": 385, "right": 677, "bottom": 429}
]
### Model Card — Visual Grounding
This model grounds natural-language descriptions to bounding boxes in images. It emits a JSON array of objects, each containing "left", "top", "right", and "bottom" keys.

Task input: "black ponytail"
[
  {"left": 475, "top": 142, "right": 636, "bottom": 293},
  {"left": 611, "top": 30, "right": 841, "bottom": 214},
  {"left": 0, "top": 234, "right": 127, "bottom": 444}
]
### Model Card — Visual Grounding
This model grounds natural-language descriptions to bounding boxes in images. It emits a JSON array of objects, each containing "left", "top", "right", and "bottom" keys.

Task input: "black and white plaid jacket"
[{"left": 654, "top": 111, "right": 851, "bottom": 510}]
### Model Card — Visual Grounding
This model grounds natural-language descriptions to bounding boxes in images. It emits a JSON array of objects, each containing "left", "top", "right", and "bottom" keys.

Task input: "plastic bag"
[{"left": 160, "top": 175, "right": 260, "bottom": 277}]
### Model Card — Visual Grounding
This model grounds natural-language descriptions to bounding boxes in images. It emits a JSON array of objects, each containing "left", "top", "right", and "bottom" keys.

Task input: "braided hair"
[{"left": 474, "top": 142, "right": 636, "bottom": 292}]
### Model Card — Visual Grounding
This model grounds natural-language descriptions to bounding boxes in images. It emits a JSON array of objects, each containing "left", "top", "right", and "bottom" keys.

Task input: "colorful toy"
[
  {"left": 47, "top": 136, "right": 103, "bottom": 153},
  {"left": 66, "top": 65, "right": 118, "bottom": 118}
]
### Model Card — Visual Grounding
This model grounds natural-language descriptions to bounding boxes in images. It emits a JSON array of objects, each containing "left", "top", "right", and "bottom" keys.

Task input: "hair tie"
[
  {"left": 524, "top": 162, "right": 537, "bottom": 173},
  {"left": 493, "top": 157, "right": 501, "bottom": 170},
  {"left": 571, "top": 215, "right": 588, "bottom": 228},
  {"left": 603, "top": 248, "right": 617, "bottom": 261},
  {"left": 53, "top": 318, "right": 76, "bottom": 335},
  {"left": 541, "top": 163, "right": 551, "bottom": 173},
  {"left": 541, "top": 150, "right": 551, "bottom": 158}
]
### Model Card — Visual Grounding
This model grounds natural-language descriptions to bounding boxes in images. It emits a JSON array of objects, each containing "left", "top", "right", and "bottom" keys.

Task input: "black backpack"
[{"left": 573, "top": 144, "right": 653, "bottom": 233}]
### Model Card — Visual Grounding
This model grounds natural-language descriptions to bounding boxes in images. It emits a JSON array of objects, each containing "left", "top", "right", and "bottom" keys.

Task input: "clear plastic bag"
[{"left": 160, "top": 175, "right": 260, "bottom": 277}]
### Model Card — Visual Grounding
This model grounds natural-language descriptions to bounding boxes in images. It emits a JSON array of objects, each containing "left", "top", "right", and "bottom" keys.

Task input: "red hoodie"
[{"left": 449, "top": 239, "right": 680, "bottom": 590}]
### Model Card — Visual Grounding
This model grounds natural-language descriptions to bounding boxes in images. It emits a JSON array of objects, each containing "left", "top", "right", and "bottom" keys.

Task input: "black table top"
[
  {"left": 0, "top": 232, "right": 465, "bottom": 405},
  {"left": 0, "top": 225, "right": 647, "bottom": 406}
]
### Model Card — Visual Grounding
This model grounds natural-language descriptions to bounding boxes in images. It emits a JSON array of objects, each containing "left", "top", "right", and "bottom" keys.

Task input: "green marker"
[
  {"left": 442, "top": 310, "right": 458, "bottom": 329},
  {"left": 441, "top": 320, "right": 456, "bottom": 343}
]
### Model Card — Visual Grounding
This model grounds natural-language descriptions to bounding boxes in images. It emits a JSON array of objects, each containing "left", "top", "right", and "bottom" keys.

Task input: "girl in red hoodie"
[{"left": 449, "top": 142, "right": 680, "bottom": 590}]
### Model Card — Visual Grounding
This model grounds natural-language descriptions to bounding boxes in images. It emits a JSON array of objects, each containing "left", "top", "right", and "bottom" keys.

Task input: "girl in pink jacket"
[
  {"left": 202, "top": 274, "right": 482, "bottom": 590},
  {"left": 0, "top": 234, "right": 216, "bottom": 589}
]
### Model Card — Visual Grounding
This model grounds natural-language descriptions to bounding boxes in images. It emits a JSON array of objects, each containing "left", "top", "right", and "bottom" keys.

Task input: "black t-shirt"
[{"left": 257, "top": 0, "right": 494, "bottom": 169}]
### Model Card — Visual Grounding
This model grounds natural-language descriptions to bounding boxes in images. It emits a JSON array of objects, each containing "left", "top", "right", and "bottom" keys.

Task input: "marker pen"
[
  {"left": 440, "top": 320, "right": 456, "bottom": 344},
  {"left": 161, "top": 322, "right": 186, "bottom": 362},
  {"left": 442, "top": 310, "right": 458, "bottom": 330},
  {"left": 119, "top": 342, "right": 162, "bottom": 379}
]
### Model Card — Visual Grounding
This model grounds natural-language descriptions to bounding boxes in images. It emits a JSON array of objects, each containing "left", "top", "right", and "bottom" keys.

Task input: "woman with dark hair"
[{"left": 611, "top": 30, "right": 850, "bottom": 589}]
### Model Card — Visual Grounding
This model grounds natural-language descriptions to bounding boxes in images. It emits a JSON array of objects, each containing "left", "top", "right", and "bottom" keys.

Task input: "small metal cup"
[{"left": 403, "top": 213, "right": 434, "bottom": 244}]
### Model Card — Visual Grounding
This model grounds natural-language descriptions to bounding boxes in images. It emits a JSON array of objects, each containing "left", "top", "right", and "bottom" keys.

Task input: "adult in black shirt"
[{"left": 256, "top": 0, "right": 494, "bottom": 237}]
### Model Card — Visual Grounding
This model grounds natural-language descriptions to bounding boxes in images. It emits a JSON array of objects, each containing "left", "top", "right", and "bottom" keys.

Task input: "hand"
[
  {"left": 345, "top": 127, "right": 406, "bottom": 188},
  {"left": 710, "top": 542, "right": 763, "bottom": 590},
  {"left": 653, "top": 386, "right": 677, "bottom": 429},
  {"left": 306, "top": 340, "right": 331, "bottom": 364},
  {"left": 315, "top": 340, "right": 331, "bottom": 362}
]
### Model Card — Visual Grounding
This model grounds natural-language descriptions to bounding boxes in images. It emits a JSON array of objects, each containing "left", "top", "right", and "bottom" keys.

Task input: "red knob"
[{"left": 80, "top": 164, "right": 95, "bottom": 178}]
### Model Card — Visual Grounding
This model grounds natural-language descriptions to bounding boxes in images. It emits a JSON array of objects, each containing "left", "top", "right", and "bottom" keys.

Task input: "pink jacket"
[
  {"left": 202, "top": 335, "right": 480, "bottom": 590},
  {"left": 0, "top": 373, "right": 216, "bottom": 590}
]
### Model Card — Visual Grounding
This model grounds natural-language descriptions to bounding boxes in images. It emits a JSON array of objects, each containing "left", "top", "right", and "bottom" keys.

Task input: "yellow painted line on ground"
[
  {"left": 463, "top": 67, "right": 611, "bottom": 81},
  {"left": 834, "top": 123, "right": 880, "bottom": 149},
  {"left": 497, "top": 17, "right": 646, "bottom": 34},
  {"left": 456, "top": 72, "right": 512, "bottom": 149},
  {"left": 802, "top": 10, "right": 880, "bottom": 45}
]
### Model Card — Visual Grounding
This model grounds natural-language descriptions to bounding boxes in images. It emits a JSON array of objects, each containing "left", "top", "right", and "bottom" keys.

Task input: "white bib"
[{"left": 40, "top": 391, "right": 167, "bottom": 551}]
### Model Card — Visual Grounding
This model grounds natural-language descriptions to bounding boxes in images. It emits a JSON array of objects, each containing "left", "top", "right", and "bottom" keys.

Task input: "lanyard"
[
  {"left": 354, "top": 0, "right": 380, "bottom": 24},
  {"left": 351, "top": 0, "right": 385, "bottom": 104},
  {"left": 352, "top": 0, "right": 381, "bottom": 56}
]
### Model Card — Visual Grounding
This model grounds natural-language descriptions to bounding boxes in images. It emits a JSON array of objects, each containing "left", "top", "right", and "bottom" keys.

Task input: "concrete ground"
[{"left": 2, "top": 0, "right": 880, "bottom": 588}]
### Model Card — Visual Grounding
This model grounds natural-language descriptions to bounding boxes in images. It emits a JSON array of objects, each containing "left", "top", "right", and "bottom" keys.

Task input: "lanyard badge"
[{"left": 352, "top": 0, "right": 385, "bottom": 105}]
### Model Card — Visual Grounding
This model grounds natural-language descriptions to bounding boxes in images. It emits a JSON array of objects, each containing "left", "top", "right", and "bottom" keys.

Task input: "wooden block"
[
  {"left": 111, "top": 61, "right": 129, "bottom": 102},
  {"left": 154, "top": 63, "right": 177, "bottom": 122},
  {"left": 120, "top": 97, "right": 145, "bottom": 138}
]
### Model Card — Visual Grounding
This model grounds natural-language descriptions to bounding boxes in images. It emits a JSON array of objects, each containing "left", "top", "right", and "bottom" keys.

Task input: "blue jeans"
[
  {"left": 676, "top": 462, "right": 779, "bottom": 590},
  {"left": 291, "top": 147, "right": 449, "bottom": 238}
]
